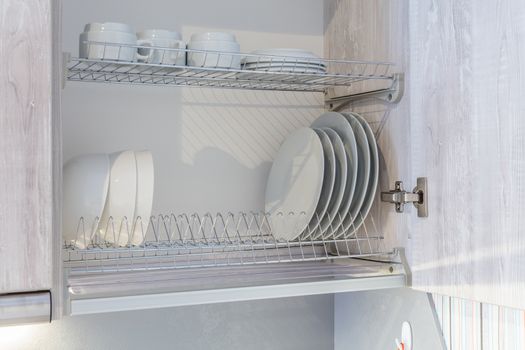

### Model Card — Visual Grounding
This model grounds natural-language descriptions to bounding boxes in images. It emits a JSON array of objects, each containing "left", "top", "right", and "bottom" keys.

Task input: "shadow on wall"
[
  {"left": 62, "top": 82, "right": 324, "bottom": 216},
  {"left": 176, "top": 88, "right": 324, "bottom": 214}
]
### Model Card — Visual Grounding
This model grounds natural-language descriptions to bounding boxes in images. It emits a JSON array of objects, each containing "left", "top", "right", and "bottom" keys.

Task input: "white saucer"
[
  {"left": 348, "top": 112, "right": 379, "bottom": 234},
  {"left": 313, "top": 127, "right": 347, "bottom": 239},
  {"left": 311, "top": 112, "right": 358, "bottom": 237},
  {"left": 302, "top": 128, "right": 336, "bottom": 239},
  {"left": 338, "top": 113, "right": 371, "bottom": 237},
  {"left": 265, "top": 127, "right": 324, "bottom": 241}
]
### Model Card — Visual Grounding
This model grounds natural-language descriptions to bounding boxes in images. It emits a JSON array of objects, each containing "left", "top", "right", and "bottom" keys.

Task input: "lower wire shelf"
[
  {"left": 62, "top": 211, "right": 406, "bottom": 315},
  {"left": 63, "top": 211, "right": 391, "bottom": 273},
  {"left": 66, "top": 258, "right": 407, "bottom": 315}
]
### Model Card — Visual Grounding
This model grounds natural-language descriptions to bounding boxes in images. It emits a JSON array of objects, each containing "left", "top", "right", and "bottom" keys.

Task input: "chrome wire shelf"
[
  {"left": 63, "top": 211, "right": 390, "bottom": 273},
  {"left": 65, "top": 41, "right": 395, "bottom": 92}
]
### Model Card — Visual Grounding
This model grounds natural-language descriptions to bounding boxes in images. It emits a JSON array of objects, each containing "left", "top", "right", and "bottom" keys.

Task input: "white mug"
[
  {"left": 136, "top": 29, "right": 185, "bottom": 65},
  {"left": 187, "top": 40, "right": 241, "bottom": 69},
  {"left": 79, "top": 22, "right": 137, "bottom": 61}
]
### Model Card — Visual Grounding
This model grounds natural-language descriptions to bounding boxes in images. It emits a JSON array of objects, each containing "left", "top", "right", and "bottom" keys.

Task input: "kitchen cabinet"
[
  {"left": 327, "top": 0, "right": 525, "bottom": 310},
  {"left": 1, "top": 0, "right": 523, "bottom": 331},
  {"left": 0, "top": 0, "right": 61, "bottom": 321}
]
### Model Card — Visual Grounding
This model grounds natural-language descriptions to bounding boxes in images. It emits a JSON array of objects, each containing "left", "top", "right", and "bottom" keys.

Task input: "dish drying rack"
[
  {"left": 63, "top": 211, "right": 407, "bottom": 315},
  {"left": 62, "top": 43, "right": 408, "bottom": 313},
  {"left": 65, "top": 41, "right": 404, "bottom": 106},
  {"left": 63, "top": 211, "right": 393, "bottom": 274}
]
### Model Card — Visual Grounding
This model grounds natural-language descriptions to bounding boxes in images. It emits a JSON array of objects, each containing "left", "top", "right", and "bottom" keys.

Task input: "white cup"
[
  {"left": 79, "top": 22, "right": 137, "bottom": 61},
  {"left": 187, "top": 40, "right": 241, "bottom": 69},
  {"left": 83, "top": 22, "right": 133, "bottom": 33},
  {"left": 190, "top": 32, "right": 237, "bottom": 42},
  {"left": 136, "top": 29, "right": 186, "bottom": 65}
]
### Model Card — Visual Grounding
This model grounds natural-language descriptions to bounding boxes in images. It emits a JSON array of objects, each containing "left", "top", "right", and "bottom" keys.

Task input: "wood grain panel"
[
  {"left": 0, "top": 0, "right": 54, "bottom": 293},
  {"left": 410, "top": 0, "right": 525, "bottom": 309},
  {"left": 326, "top": 0, "right": 525, "bottom": 309},
  {"left": 324, "top": 0, "right": 411, "bottom": 252}
]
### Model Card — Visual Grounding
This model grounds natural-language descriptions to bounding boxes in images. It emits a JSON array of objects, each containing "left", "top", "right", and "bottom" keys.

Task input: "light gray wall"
[
  {"left": 55, "top": 3, "right": 331, "bottom": 350},
  {"left": 0, "top": 295, "right": 333, "bottom": 350},
  {"left": 62, "top": 0, "right": 325, "bottom": 215}
]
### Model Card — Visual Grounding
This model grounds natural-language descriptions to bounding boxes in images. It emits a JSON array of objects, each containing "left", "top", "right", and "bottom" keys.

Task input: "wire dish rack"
[
  {"left": 63, "top": 211, "right": 390, "bottom": 273},
  {"left": 65, "top": 41, "right": 395, "bottom": 92}
]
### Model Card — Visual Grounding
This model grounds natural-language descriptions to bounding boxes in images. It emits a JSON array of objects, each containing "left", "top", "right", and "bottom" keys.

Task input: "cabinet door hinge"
[{"left": 381, "top": 177, "right": 428, "bottom": 217}]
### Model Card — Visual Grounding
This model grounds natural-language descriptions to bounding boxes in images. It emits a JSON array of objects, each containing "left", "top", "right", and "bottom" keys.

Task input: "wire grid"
[
  {"left": 63, "top": 211, "right": 389, "bottom": 273},
  {"left": 67, "top": 41, "right": 394, "bottom": 92}
]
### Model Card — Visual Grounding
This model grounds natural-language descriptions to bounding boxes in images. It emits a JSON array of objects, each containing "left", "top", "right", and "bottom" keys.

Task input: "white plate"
[
  {"left": 302, "top": 129, "right": 336, "bottom": 238},
  {"left": 242, "top": 61, "right": 326, "bottom": 69},
  {"left": 63, "top": 154, "right": 110, "bottom": 248},
  {"left": 311, "top": 112, "right": 358, "bottom": 236},
  {"left": 312, "top": 127, "right": 347, "bottom": 239},
  {"left": 242, "top": 64, "right": 326, "bottom": 74},
  {"left": 243, "top": 48, "right": 324, "bottom": 66},
  {"left": 349, "top": 112, "right": 379, "bottom": 234},
  {"left": 98, "top": 150, "right": 137, "bottom": 246},
  {"left": 131, "top": 150, "right": 155, "bottom": 246},
  {"left": 337, "top": 113, "right": 371, "bottom": 236},
  {"left": 265, "top": 127, "right": 324, "bottom": 241}
]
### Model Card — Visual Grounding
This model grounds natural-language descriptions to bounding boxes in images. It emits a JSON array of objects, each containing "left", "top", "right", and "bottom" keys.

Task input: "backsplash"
[{"left": 432, "top": 294, "right": 525, "bottom": 349}]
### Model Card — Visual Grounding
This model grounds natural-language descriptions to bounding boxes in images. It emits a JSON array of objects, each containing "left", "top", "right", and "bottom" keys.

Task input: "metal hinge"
[{"left": 381, "top": 177, "right": 428, "bottom": 217}]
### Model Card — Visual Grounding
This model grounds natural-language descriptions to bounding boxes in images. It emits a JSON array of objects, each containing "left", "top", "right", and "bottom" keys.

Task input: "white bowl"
[
  {"left": 136, "top": 30, "right": 185, "bottom": 65},
  {"left": 137, "top": 29, "right": 182, "bottom": 41},
  {"left": 187, "top": 41, "right": 240, "bottom": 68},
  {"left": 97, "top": 150, "right": 137, "bottom": 246},
  {"left": 131, "top": 151, "right": 154, "bottom": 246},
  {"left": 63, "top": 154, "right": 110, "bottom": 249},
  {"left": 79, "top": 31, "right": 137, "bottom": 61},
  {"left": 190, "top": 32, "right": 236, "bottom": 42},
  {"left": 84, "top": 22, "right": 134, "bottom": 33}
]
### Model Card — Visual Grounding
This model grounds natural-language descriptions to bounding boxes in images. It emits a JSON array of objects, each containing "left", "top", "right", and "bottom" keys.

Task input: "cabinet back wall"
[{"left": 62, "top": 0, "right": 324, "bottom": 214}]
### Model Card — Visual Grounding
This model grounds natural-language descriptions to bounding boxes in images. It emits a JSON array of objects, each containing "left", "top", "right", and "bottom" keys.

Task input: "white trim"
[{"left": 70, "top": 274, "right": 406, "bottom": 315}]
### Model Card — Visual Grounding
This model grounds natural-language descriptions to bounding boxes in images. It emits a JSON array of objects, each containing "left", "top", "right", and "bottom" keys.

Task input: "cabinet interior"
[{"left": 59, "top": 0, "right": 408, "bottom": 310}]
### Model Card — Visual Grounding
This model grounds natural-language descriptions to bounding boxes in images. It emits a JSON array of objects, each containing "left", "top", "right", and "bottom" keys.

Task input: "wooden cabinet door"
[
  {"left": 0, "top": 0, "right": 58, "bottom": 298},
  {"left": 409, "top": 0, "right": 525, "bottom": 309}
]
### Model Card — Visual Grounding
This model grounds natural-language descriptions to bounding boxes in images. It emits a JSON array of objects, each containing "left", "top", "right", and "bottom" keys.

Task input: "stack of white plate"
[
  {"left": 63, "top": 150, "right": 154, "bottom": 248},
  {"left": 242, "top": 48, "right": 327, "bottom": 74},
  {"left": 264, "top": 112, "right": 378, "bottom": 241}
]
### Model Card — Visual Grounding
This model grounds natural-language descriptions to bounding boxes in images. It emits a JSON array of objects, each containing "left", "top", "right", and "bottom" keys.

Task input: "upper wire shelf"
[
  {"left": 65, "top": 41, "right": 395, "bottom": 92},
  {"left": 63, "top": 211, "right": 391, "bottom": 273}
]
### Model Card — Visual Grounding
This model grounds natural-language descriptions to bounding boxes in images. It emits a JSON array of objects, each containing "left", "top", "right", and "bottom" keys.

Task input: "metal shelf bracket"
[
  {"left": 381, "top": 177, "right": 428, "bottom": 217},
  {"left": 325, "top": 72, "right": 404, "bottom": 111}
]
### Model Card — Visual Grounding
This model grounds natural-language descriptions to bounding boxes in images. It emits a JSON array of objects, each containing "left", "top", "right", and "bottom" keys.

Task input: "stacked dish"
[
  {"left": 79, "top": 22, "right": 137, "bottom": 61},
  {"left": 242, "top": 48, "right": 326, "bottom": 74},
  {"left": 63, "top": 150, "right": 154, "bottom": 248},
  {"left": 187, "top": 32, "right": 241, "bottom": 69},
  {"left": 264, "top": 112, "right": 378, "bottom": 241},
  {"left": 77, "top": 23, "right": 327, "bottom": 75}
]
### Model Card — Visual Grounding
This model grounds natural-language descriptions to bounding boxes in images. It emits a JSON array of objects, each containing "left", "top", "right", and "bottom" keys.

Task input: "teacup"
[
  {"left": 137, "top": 29, "right": 186, "bottom": 65},
  {"left": 79, "top": 22, "right": 137, "bottom": 61},
  {"left": 190, "top": 32, "right": 237, "bottom": 42},
  {"left": 187, "top": 41, "right": 240, "bottom": 68}
]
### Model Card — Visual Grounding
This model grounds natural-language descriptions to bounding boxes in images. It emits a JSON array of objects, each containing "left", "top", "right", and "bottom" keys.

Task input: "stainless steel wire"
[
  {"left": 67, "top": 41, "right": 395, "bottom": 92},
  {"left": 63, "top": 211, "right": 389, "bottom": 273}
]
